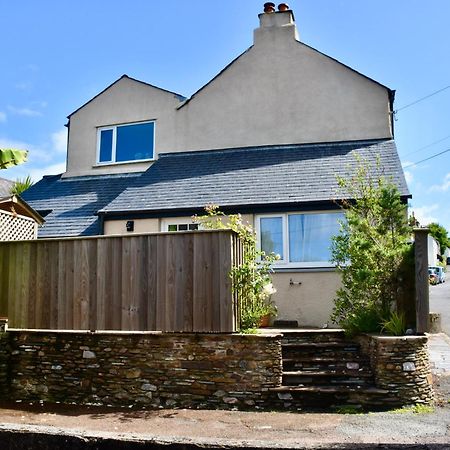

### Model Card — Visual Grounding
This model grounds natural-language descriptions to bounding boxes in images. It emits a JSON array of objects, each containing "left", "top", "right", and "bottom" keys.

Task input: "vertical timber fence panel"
[{"left": 0, "top": 230, "right": 243, "bottom": 332}]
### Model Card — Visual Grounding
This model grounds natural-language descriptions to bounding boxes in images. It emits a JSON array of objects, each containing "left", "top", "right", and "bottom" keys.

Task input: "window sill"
[
  {"left": 93, "top": 159, "right": 155, "bottom": 168},
  {"left": 273, "top": 266, "right": 337, "bottom": 273}
]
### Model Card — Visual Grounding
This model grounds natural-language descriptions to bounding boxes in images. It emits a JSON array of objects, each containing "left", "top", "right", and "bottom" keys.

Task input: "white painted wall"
[
  {"left": 65, "top": 10, "right": 393, "bottom": 177},
  {"left": 427, "top": 235, "right": 440, "bottom": 267}
]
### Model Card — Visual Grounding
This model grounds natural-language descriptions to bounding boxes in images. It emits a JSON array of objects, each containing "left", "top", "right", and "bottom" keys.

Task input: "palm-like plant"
[{"left": 0, "top": 149, "right": 28, "bottom": 169}]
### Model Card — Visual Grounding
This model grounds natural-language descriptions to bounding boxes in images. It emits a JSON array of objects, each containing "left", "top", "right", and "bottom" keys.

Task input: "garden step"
[
  {"left": 272, "top": 385, "right": 388, "bottom": 395},
  {"left": 282, "top": 362, "right": 370, "bottom": 373},
  {"left": 282, "top": 342, "right": 359, "bottom": 349},
  {"left": 270, "top": 385, "right": 398, "bottom": 411},
  {"left": 282, "top": 356, "right": 369, "bottom": 365},
  {"left": 282, "top": 372, "right": 372, "bottom": 387}
]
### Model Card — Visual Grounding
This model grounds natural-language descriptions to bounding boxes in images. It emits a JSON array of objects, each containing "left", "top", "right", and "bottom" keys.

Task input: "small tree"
[
  {"left": 194, "top": 204, "right": 278, "bottom": 331},
  {"left": 428, "top": 223, "right": 450, "bottom": 256},
  {"left": 331, "top": 160, "right": 412, "bottom": 335}
]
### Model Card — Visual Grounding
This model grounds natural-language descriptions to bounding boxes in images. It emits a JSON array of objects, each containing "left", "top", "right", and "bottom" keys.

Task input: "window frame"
[
  {"left": 160, "top": 217, "right": 202, "bottom": 232},
  {"left": 255, "top": 211, "right": 343, "bottom": 269},
  {"left": 96, "top": 120, "right": 156, "bottom": 165}
]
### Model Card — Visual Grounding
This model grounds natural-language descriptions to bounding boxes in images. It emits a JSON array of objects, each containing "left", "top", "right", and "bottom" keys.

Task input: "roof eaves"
[
  {"left": 67, "top": 75, "right": 186, "bottom": 119},
  {"left": 0, "top": 194, "right": 45, "bottom": 225}
]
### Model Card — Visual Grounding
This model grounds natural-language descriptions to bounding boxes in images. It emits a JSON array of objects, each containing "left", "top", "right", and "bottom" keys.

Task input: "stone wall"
[
  {"left": 356, "top": 334, "right": 434, "bottom": 405},
  {"left": 4, "top": 331, "right": 282, "bottom": 409}
]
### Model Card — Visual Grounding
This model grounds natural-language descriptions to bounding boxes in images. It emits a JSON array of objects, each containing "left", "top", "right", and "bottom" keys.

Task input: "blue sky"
[{"left": 1, "top": 1, "right": 449, "bottom": 230}]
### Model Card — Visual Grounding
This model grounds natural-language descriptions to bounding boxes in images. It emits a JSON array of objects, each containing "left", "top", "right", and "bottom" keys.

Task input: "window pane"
[
  {"left": 168, "top": 224, "right": 178, "bottom": 232},
  {"left": 178, "top": 224, "right": 188, "bottom": 231},
  {"left": 260, "top": 217, "right": 283, "bottom": 258},
  {"left": 189, "top": 224, "right": 199, "bottom": 230},
  {"left": 99, "top": 129, "right": 113, "bottom": 162},
  {"left": 116, "top": 122, "right": 154, "bottom": 162},
  {"left": 289, "top": 213, "right": 343, "bottom": 262}
]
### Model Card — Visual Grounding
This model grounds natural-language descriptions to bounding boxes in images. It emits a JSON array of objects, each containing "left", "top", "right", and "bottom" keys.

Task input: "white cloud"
[
  {"left": 429, "top": 173, "right": 450, "bottom": 193},
  {"left": 410, "top": 204, "right": 439, "bottom": 226},
  {"left": 404, "top": 171, "right": 413, "bottom": 185},
  {"left": 26, "top": 162, "right": 66, "bottom": 182},
  {"left": 0, "top": 138, "right": 52, "bottom": 163},
  {"left": 7, "top": 106, "right": 42, "bottom": 117},
  {"left": 15, "top": 81, "right": 32, "bottom": 91},
  {"left": 51, "top": 128, "right": 68, "bottom": 154},
  {"left": 0, "top": 112, "right": 6, "bottom": 123}
]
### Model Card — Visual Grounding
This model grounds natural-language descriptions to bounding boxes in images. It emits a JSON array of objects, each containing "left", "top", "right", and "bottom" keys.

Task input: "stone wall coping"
[
  {"left": 6, "top": 329, "right": 282, "bottom": 339},
  {"left": 361, "top": 333, "right": 427, "bottom": 343}
]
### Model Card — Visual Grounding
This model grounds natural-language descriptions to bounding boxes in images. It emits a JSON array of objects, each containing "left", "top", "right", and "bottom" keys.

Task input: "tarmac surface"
[
  {"left": 0, "top": 333, "right": 449, "bottom": 449},
  {"left": 430, "top": 277, "right": 450, "bottom": 336}
]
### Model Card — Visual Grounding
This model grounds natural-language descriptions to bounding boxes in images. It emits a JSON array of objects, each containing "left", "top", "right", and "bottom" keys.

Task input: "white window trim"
[
  {"left": 96, "top": 120, "right": 156, "bottom": 165},
  {"left": 256, "top": 211, "right": 343, "bottom": 269},
  {"left": 160, "top": 217, "right": 203, "bottom": 232}
]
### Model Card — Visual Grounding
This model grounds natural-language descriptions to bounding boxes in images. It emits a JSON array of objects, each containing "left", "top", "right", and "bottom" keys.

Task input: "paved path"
[{"left": 430, "top": 269, "right": 450, "bottom": 336}]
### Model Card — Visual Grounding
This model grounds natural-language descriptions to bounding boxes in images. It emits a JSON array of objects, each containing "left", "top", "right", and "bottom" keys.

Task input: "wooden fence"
[{"left": 0, "top": 230, "right": 243, "bottom": 332}]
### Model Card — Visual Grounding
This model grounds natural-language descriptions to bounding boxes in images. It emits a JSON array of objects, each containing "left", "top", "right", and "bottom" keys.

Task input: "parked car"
[
  {"left": 429, "top": 266, "right": 446, "bottom": 284},
  {"left": 428, "top": 268, "right": 439, "bottom": 285}
]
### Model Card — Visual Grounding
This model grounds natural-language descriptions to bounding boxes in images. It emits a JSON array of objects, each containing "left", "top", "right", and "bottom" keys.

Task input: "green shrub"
[
  {"left": 331, "top": 157, "right": 412, "bottom": 335},
  {"left": 381, "top": 311, "right": 407, "bottom": 336}
]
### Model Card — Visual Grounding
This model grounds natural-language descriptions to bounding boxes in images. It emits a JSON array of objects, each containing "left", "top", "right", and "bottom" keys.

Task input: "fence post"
[{"left": 414, "top": 228, "right": 429, "bottom": 334}]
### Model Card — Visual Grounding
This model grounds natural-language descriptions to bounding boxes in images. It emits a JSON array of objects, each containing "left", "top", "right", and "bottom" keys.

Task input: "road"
[{"left": 430, "top": 269, "right": 450, "bottom": 336}]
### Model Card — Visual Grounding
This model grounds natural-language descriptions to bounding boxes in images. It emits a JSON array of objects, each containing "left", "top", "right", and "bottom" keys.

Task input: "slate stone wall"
[
  {"left": 356, "top": 334, "right": 434, "bottom": 405},
  {"left": 5, "top": 331, "right": 282, "bottom": 409}
]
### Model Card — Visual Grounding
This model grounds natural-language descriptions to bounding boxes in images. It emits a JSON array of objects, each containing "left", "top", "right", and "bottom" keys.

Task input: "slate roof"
[
  {"left": 100, "top": 139, "right": 409, "bottom": 215},
  {"left": 23, "top": 139, "right": 409, "bottom": 238},
  {"left": 0, "top": 177, "right": 14, "bottom": 197},
  {"left": 22, "top": 173, "right": 141, "bottom": 237}
]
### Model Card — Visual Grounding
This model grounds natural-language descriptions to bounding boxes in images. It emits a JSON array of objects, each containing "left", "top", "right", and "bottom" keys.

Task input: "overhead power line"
[
  {"left": 403, "top": 134, "right": 450, "bottom": 157},
  {"left": 394, "top": 85, "right": 450, "bottom": 114},
  {"left": 403, "top": 147, "right": 450, "bottom": 169}
]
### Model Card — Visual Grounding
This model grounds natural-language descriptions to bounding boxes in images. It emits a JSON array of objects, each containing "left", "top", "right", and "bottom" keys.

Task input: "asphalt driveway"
[{"left": 430, "top": 271, "right": 450, "bottom": 336}]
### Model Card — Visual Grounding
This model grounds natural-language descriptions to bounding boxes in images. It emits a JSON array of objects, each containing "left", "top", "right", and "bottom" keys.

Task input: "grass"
[
  {"left": 391, "top": 404, "right": 435, "bottom": 414},
  {"left": 333, "top": 405, "right": 363, "bottom": 414}
]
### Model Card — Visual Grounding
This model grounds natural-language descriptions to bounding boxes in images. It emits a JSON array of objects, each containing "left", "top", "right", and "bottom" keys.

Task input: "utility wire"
[
  {"left": 403, "top": 147, "right": 450, "bottom": 169},
  {"left": 394, "top": 85, "right": 450, "bottom": 114},
  {"left": 403, "top": 134, "right": 450, "bottom": 157}
]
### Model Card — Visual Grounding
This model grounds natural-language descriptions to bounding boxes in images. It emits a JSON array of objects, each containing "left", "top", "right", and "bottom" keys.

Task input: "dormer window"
[{"left": 97, "top": 121, "right": 155, "bottom": 164}]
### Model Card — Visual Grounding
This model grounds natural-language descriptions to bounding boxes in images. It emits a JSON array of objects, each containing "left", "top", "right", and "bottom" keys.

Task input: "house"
[
  {"left": 0, "top": 195, "right": 44, "bottom": 241},
  {"left": 22, "top": 4, "right": 409, "bottom": 327}
]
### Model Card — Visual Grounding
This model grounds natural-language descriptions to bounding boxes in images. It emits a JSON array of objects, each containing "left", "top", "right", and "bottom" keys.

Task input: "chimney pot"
[
  {"left": 264, "top": 2, "right": 276, "bottom": 13},
  {"left": 278, "top": 3, "right": 290, "bottom": 11}
]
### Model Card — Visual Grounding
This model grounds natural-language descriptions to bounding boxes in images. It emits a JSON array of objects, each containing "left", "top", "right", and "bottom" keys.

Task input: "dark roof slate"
[
  {"left": 101, "top": 139, "right": 409, "bottom": 214},
  {"left": 22, "top": 139, "right": 409, "bottom": 238},
  {"left": 21, "top": 173, "right": 141, "bottom": 237},
  {"left": 0, "top": 177, "right": 14, "bottom": 197}
]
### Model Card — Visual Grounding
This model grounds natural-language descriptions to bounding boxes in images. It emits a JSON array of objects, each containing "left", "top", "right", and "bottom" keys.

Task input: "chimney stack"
[{"left": 254, "top": 2, "right": 299, "bottom": 45}]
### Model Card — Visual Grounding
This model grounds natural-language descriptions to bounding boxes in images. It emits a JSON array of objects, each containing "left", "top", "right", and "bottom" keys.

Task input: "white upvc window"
[
  {"left": 255, "top": 211, "right": 344, "bottom": 268},
  {"left": 160, "top": 217, "right": 201, "bottom": 232},
  {"left": 96, "top": 120, "right": 155, "bottom": 165}
]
